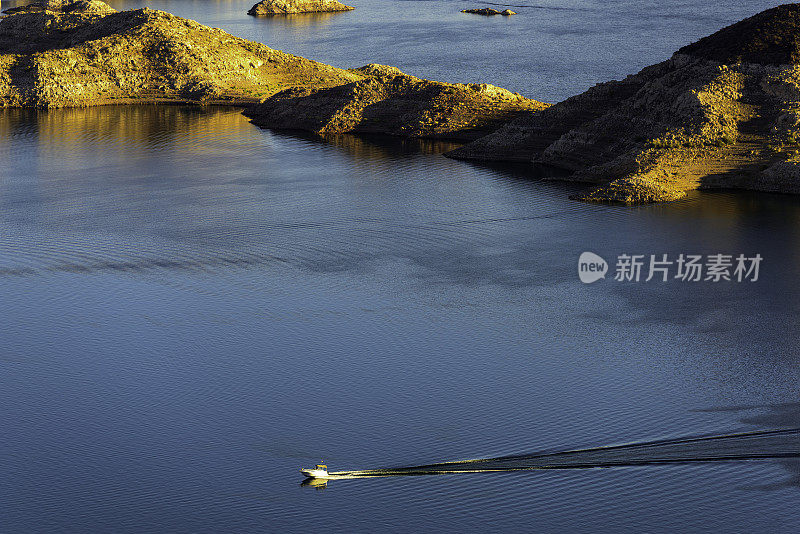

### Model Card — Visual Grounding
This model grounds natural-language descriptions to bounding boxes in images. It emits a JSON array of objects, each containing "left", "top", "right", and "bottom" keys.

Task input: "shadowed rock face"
[
  {"left": 0, "top": 1, "right": 361, "bottom": 107},
  {"left": 448, "top": 3, "right": 800, "bottom": 204},
  {"left": 247, "top": 0, "right": 354, "bottom": 16},
  {"left": 244, "top": 64, "right": 549, "bottom": 141}
]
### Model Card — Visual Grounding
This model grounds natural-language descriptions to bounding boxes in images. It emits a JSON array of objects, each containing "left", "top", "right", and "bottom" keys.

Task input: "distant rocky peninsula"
[
  {"left": 244, "top": 64, "right": 547, "bottom": 141},
  {"left": 1, "top": 0, "right": 113, "bottom": 14},
  {"left": 449, "top": 3, "right": 800, "bottom": 203},
  {"left": 247, "top": 0, "right": 354, "bottom": 16}
]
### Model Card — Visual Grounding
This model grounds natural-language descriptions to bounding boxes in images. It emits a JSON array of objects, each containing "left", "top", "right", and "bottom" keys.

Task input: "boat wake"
[{"left": 329, "top": 428, "right": 800, "bottom": 478}]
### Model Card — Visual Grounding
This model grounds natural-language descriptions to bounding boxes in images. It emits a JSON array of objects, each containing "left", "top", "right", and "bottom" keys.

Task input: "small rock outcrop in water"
[
  {"left": 461, "top": 8, "right": 516, "bottom": 16},
  {"left": 0, "top": 1, "right": 361, "bottom": 107},
  {"left": 449, "top": 3, "right": 800, "bottom": 203},
  {"left": 247, "top": 0, "right": 354, "bottom": 16},
  {"left": 244, "top": 64, "right": 548, "bottom": 140}
]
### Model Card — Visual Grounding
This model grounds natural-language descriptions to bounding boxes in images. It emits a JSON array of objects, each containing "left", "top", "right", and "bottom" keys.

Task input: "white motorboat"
[{"left": 300, "top": 463, "right": 329, "bottom": 478}]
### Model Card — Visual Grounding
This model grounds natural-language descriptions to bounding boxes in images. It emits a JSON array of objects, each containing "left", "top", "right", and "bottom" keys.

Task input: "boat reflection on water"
[{"left": 300, "top": 477, "right": 329, "bottom": 490}]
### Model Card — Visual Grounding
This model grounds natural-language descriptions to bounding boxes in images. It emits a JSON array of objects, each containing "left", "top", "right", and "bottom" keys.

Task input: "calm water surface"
[{"left": 1, "top": 1, "right": 800, "bottom": 532}]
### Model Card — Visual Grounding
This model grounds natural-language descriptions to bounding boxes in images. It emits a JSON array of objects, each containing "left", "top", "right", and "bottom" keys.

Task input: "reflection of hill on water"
[
  {"left": 261, "top": 128, "right": 464, "bottom": 160},
  {"left": 250, "top": 10, "right": 350, "bottom": 29},
  {"left": 0, "top": 105, "right": 258, "bottom": 157},
  {"left": 321, "top": 133, "right": 463, "bottom": 159}
]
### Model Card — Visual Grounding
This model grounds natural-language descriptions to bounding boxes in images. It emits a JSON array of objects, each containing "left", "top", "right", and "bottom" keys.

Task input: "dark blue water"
[{"left": 2, "top": 2, "right": 800, "bottom": 532}]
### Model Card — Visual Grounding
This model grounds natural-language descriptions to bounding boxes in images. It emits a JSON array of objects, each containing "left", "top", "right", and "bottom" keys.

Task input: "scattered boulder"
[
  {"left": 0, "top": 1, "right": 361, "bottom": 107},
  {"left": 448, "top": 3, "right": 800, "bottom": 203},
  {"left": 247, "top": 0, "right": 354, "bottom": 16},
  {"left": 461, "top": 8, "right": 516, "bottom": 16},
  {"left": 244, "top": 64, "right": 548, "bottom": 140}
]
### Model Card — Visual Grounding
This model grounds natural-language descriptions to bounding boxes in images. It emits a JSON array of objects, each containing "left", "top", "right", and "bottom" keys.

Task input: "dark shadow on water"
[
  {"left": 695, "top": 402, "right": 800, "bottom": 490},
  {"left": 694, "top": 402, "right": 800, "bottom": 429},
  {"left": 321, "top": 131, "right": 464, "bottom": 158},
  {"left": 647, "top": 188, "right": 800, "bottom": 223},
  {"left": 265, "top": 126, "right": 583, "bottom": 191},
  {"left": 456, "top": 158, "right": 584, "bottom": 187},
  {"left": 259, "top": 127, "right": 465, "bottom": 158}
]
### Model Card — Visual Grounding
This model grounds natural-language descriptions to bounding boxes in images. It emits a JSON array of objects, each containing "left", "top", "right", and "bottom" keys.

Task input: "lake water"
[{"left": 1, "top": 1, "right": 799, "bottom": 532}]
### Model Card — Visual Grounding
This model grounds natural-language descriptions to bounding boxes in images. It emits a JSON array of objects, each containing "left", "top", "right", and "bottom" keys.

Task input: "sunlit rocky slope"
[
  {"left": 244, "top": 64, "right": 548, "bottom": 141},
  {"left": 0, "top": 0, "right": 360, "bottom": 107}
]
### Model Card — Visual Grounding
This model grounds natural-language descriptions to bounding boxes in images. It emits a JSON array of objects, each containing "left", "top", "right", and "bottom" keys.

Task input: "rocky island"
[
  {"left": 244, "top": 63, "right": 548, "bottom": 141},
  {"left": 461, "top": 9, "right": 516, "bottom": 16},
  {"left": 247, "top": 0, "right": 354, "bottom": 16},
  {"left": 448, "top": 3, "right": 800, "bottom": 203}
]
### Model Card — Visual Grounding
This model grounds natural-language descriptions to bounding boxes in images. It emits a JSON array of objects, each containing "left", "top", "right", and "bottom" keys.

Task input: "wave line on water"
[{"left": 329, "top": 428, "right": 800, "bottom": 478}]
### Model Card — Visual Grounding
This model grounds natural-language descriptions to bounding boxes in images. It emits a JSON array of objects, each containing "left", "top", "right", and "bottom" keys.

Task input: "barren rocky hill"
[
  {"left": 449, "top": 3, "right": 800, "bottom": 203},
  {"left": 0, "top": 1, "right": 362, "bottom": 107}
]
